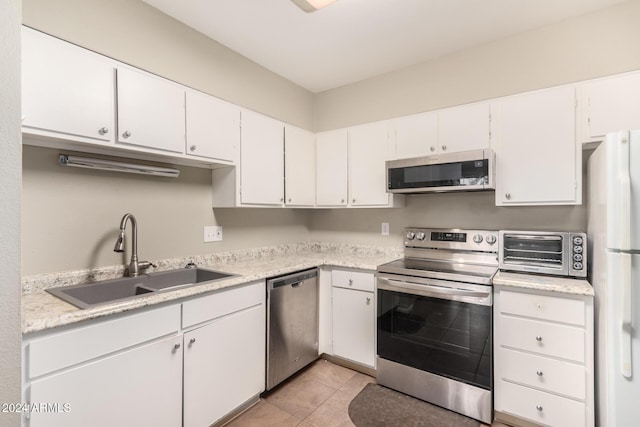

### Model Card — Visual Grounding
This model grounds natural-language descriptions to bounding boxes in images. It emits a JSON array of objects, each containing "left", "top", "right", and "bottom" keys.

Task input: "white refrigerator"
[{"left": 588, "top": 129, "right": 640, "bottom": 427}]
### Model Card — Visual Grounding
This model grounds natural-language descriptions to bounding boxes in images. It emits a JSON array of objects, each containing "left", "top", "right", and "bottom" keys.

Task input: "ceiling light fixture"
[{"left": 291, "top": 0, "right": 338, "bottom": 13}]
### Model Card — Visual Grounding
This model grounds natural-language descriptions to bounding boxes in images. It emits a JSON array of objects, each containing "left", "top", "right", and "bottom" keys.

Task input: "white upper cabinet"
[
  {"left": 349, "top": 121, "right": 393, "bottom": 206},
  {"left": 438, "top": 102, "right": 492, "bottom": 153},
  {"left": 285, "top": 125, "right": 316, "bottom": 207},
  {"left": 116, "top": 67, "right": 186, "bottom": 154},
  {"left": 495, "top": 86, "right": 580, "bottom": 206},
  {"left": 240, "top": 110, "right": 284, "bottom": 205},
  {"left": 185, "top": 90, "right": 239, "bottom": 163},
  {"left": 316, "top": 129, "right": 349, "bottom": 207},
  {"left": 392, "top": 111, "right": 438, "bottom": 159},
  {"left": 22, "top": 27, "right": 115, "bottom": 144},
  {"left": 582, "top": 72, "right": 640, "bottom": 142}
]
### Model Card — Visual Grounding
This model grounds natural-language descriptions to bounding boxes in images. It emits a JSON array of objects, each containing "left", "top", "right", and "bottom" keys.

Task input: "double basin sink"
[{"left": 47, "top": 268, "right": 235, "bottom": 309}]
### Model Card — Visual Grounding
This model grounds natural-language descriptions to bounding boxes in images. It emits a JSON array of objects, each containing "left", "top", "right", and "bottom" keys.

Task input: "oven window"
[{"left": 377, "top": 288, "right": 492, "bottom": 390}]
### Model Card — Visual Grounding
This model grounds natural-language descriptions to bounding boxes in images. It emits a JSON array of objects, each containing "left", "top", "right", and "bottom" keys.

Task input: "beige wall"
[
  {"left": 0, "top": 0, "right": 22, "bottom": 423},
  {"left": 22, "top": 145, "right": 311, "bottom": 275},
  {"left": 315, "top": 0, "right": 640, "bottom": 130},
  {"left": 22, "top": 0, "right": 315, "bottom": 130}
]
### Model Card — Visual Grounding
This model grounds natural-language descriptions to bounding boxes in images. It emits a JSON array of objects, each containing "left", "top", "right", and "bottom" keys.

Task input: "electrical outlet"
[
  {"left": 381, "top": 222, "right": 390, "bottom": 236},
  {"left": 204, "top": 226, "right": 223, "bottom": 242}
]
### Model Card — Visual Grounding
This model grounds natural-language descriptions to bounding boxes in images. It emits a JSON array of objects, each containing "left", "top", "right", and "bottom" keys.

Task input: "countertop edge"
[{"left": 493, "top": 271, "right": 594, "bottom": 297}]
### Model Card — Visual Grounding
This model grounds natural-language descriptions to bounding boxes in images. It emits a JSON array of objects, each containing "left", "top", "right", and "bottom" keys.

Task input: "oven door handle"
[{"left": 377, "top": 277, "right": 492, "bottom": 304}]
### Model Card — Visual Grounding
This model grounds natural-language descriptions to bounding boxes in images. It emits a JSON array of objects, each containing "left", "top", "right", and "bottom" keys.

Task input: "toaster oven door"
[{"left": 499, "top": 232, "right": 569, "bottom": 275}]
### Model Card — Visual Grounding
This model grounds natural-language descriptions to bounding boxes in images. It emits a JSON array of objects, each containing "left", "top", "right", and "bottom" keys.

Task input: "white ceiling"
[{"left": 142, "top": 0, "right": 626, "bottom": 93}]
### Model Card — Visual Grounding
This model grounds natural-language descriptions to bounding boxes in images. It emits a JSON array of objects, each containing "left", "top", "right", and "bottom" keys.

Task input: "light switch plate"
[
  {"left": 204, "top": 226, "right": 223, "bottom": 242},
  {"left": 381, "top": 222, "right": 390, "bottom": 236}
]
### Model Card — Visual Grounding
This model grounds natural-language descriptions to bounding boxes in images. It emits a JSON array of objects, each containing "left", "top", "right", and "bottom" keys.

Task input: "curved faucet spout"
[{"left": 114, "top": 213, "right": 153, "bottom": 277}]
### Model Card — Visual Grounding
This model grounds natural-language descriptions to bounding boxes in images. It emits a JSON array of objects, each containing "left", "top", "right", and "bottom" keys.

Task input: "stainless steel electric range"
[{"left": 376, "top": 228, "right": 499, "bottom": 424}]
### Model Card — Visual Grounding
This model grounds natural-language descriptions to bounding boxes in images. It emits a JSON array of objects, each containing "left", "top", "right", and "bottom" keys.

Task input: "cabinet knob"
[
  {"left": 430, "top": 146, "right": 436, "bottom": 152},
  {"left": 172, "top": 343, "right": 181, "bottom": 352},
  {"left": 536, "top": 405, "right": 543, "bottom": 412},
  {"left": 441, "top": 145, "right": 447, "bottom": 151},
  {"left": 536, "top": 335, "right": 543, "bottom": 342},
  {"left": 288, "top": 198, "right": 292, "bottom": 203},
  {"left": 366, "top": 297, "right": 371, "bottom": 305},
  {"left": 98, "top": 127, "right": 109, "bottom": 135},
  {"left": 352, "top": 198, "right": 356, "bottom": 203},
  {"left": 505, "top": 193, "right": 511, "bottom": 200},
  {"left": 190, "top": 145, "right": 197, "bottom": 152},
  {"left": 341, "top": 199, "right": 345, "bottom": 204},
  {"left": 536, "top": 370, "right": 543, "bottom": 376},
  {"left": 280, "top": 197, "right": 284, "bottom": 203},
  {"left": 122, "top": 130, "right": 132, "bottom": 138},
  {"left": 348, "top": 279, "right": 353, "bottom": 286},
  {"left": 189, "top": 338, "right": 196, "bottom": 346}
]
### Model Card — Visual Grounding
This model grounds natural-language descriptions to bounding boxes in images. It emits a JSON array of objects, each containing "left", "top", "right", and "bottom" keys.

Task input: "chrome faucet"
[{"left": 113, "top": 213, "right": 156, "bottom": 277}]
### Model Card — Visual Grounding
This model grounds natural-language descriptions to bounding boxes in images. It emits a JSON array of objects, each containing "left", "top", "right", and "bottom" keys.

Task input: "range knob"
[
  {"left": 574, "top": 262, "right": 584, "bottom": 270},
  {"left": 486, "top": 234, "right": 497, "bottom": 245},
  {"left": 573, "top": 236, "right": 583, "bottom": 246},
  {"left": 406, "top": 231, "right": 416, "bottom": 240},
  {"left": 473, "top": 234, "right": 484, "bottom": 244},
  {"left": 416, "top": 232, "right": 426, "bottom": 241},
  {"left": 574, "top": 253, "right": 583, "bottom": 262},
  {"left": 574, "top": 245, "right": 583, "bottom": 254}
]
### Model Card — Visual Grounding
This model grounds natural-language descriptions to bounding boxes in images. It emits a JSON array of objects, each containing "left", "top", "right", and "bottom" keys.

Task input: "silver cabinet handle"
[
  {"left": 441, "top": 145, "right": 447, "bottom": 151},
  {"left": 430, "top": 146, "right": 436, "bottom": 152},
  {"left": 505, "top": 193, "right": 512, "bottom": 200},
  {"left": 288, "top": 198, "right": 292, "bottom": 203},
  {"left": 280, "top": 197, "right": 284, "bottom": 203},
  {"left": 99, "top": 127, "right": 109, "bottom": 135},
  {"left": 172, "top": 343, "right": 181, "bottom": 352},
  {"left": 189, "top": 338, "right": 196, "bottom": 347},
  {"left": 366, "top": 297, "right": 371, "bottom": 305},
  {"left": 536, "top": 405, "right": 543, "bottom": 412},
  {"left": 536, "top": 370, "right": 543, "bottom": 376},
  {"left": 536, "top": 336, "right": 543, "bottom": 342},
  {"left": 348, "top": 279, "right": 353, "bottom": 286},
  {"left": 352, "top": 198, "right": 356, "bottom": 203},
  {"left": 122, "top": 130, "right": 132, "bottom": 138},
  {"left": 189, "top": 145, "right": 197, "bottom": 152},
  {"left": 341, "top": 198, "right": 345, "bottom": 203}
]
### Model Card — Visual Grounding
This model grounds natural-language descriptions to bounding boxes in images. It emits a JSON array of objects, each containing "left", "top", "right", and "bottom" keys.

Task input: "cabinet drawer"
[
  {"left": 500, "top": 348, "right": 586, "bottom": 399},
  {"left": 182, "top": 281, "right": 264, "bottom": 328},
  {"left": 332, "top": 269, "right": 374, "bottom": 292},
  {"left": 500, "top": 290, "right": 585, "bottom": 326},
  {"left": 500, "top": 316, "right": 585, "bottom": 363},
  {"left": 27, "top": 304, "right": 180, "bottom": 379},
  {"left": 498, "top": 380, "right": 585, "bottom": 427}
]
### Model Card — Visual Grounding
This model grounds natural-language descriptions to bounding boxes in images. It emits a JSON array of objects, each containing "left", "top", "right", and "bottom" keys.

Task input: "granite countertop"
[
  {"left": 22, "top": 242, "right": 403, "bottom": 335},
  {"left": 493, "top": 270, "right": 594, "bottom": 296}
]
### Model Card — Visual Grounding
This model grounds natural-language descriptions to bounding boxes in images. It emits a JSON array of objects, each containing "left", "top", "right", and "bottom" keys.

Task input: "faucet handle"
[
  {"left": 138, "top": 261, "right": 157, "bottom": 271},
  {"left": 185, "top": 261, "right": 197, "bottom": 269}
]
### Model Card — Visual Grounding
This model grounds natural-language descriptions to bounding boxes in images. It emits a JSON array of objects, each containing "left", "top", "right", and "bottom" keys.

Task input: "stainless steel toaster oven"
[{"left": 499, "top": 230, "right": 587, "bottom": 277}]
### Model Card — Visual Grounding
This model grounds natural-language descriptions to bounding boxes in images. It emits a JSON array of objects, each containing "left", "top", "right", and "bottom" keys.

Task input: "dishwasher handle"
[{"left": 267, "top": 268, "right": 318, "bottom": 290}]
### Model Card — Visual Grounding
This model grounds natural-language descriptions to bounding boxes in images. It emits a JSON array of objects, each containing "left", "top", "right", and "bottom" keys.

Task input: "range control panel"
[{"left": 404, "top": 228, "right": 499, "bottom": 253}]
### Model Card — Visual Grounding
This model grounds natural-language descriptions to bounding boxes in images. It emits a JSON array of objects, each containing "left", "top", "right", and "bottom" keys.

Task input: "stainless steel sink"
[{"left": 47, "top": 268, "right": 236, "bottom": 309}]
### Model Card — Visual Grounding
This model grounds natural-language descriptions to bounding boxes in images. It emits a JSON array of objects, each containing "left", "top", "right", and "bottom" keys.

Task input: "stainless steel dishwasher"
[{"left": 266, "top": 268, "right": 319, "bottom": 390}]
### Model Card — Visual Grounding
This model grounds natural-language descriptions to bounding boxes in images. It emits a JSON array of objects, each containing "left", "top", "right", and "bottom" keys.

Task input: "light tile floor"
[{"left": 225, "top": 359, "right": 509, "bottom": 427}]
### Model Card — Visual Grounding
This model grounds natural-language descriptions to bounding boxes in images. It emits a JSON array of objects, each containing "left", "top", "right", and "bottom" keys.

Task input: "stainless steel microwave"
[
  {"left": 386, "top": 149, "right": 495, "bottom": 194},
  {"left": 499, "top": 230, "right": 587, "bottom": 277}
]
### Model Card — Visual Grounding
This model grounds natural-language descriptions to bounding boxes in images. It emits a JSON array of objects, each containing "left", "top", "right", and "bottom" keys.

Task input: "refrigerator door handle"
[
  {"left": 618, "top": 130, "right": 632, "bottom": 251},
  {"left": 621, "top": 252, "right": 633, "bottom": 378}
]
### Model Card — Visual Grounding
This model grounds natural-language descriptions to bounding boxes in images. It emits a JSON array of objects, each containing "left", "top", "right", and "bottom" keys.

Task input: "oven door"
[{"left": 377, "top": 274, "right": 492, "bottom": 390}]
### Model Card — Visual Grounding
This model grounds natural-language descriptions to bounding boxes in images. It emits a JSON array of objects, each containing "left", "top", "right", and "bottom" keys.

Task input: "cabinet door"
[
  {"left": 332, "top": 287, "right": 375, "bottom": 368},
  {"left": 116, "top": 67, "right": 186, "bottom": 153},
  {"left": 22, "top": 27, "right": 115, "bottom": 144},
  {"left": 183, "top": 303, "right": 265, "bottom": 427},
  {"left": 585, "top": 72, "right": 640, "bottom": 140},
  {"left": 316, "top": 129, "right": 348, "bottom": 206},
  {"left": 393, "top": 111, "right": 438, "bottom": 159},
  {"left": 496, "top": 86, "right": 578, "bottom": 205},
  {"left": 349, "top": 122, "right": 391, "bottom": 206},
  {"left": 240, "top": 110, "right": 284, "bottom": 205},
  {"left": 439, "top": 102, "right": 491, "bottom": 152},
  {"left": 285, "top": 125, "right": 316, "bottom": 206},
  {"left": 185, "top": 90, "right": 239, "bottom": 162},
  {"left": 28, "top": 336, "right": 183, "bottom": 427}
]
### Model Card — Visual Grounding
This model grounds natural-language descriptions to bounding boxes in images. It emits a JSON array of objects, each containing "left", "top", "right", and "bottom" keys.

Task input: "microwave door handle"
[{"left": 377, "top": 278, "right": 491, "bottom": 300}]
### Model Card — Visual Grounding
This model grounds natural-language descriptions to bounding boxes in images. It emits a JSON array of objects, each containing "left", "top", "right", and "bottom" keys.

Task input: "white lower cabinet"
[
  {"left": 494, "top": 286, "right": 594, "bottom": 427},
  {"left": 331, "top": 268, "right": 376, "bottom": 368},
  {"left": 29, "top": 335, "right": 183, "bottom": 427},
  {"left": 23, "top": 281, "right": 266, "bottom": 427},
  {"left": 183, "top": 285, "right": 265, "bottom": 427}
]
